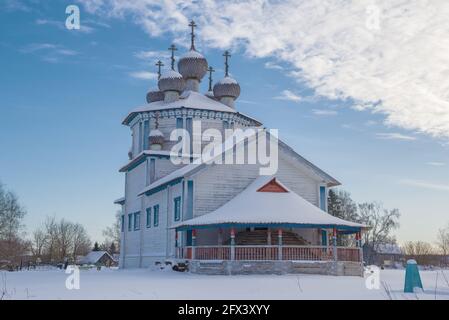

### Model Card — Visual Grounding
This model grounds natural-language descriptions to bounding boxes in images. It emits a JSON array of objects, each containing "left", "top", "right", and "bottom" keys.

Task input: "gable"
[{"left": 257, "top": 178, "right": 289, "bottom": 193}]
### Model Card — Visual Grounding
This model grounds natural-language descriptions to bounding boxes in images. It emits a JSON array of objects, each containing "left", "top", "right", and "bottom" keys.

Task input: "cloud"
[
  {"left": 134, "top": 50, "right": 170, "bottom": 61},
  {"left": 129, "top": 71, "right": 158, "bottom": 80},
  {"left": 36, "top": 19, "right": 95, "bottom": 33},
  {"left": 375, "top": 133, "right": 417, "bottom": 141},
  {"left": 274, "top": 90, "right": 302, "bottom": 102},
  {"left": 264, "top": 61, "right": 283, "bottom": 70},
  {"left": 20, "top": 43, "right": 79, "bottom": 63},
  {"left": 78, "top": 0, "right": 449, "bottom": 140},
  {"left": 399, "top": 179, "right": 449, "bottom": 192},
  {"left": 312, "top": 109, "right": 338, "bottom": 116},
  {"left": 426, "top": 162, "right": 446, "bottom": 166}
]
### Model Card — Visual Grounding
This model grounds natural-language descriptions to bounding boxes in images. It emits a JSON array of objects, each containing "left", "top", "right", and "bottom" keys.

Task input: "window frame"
[
  {"left": 174, "top": 196, "right": 182, "bottom": 222},
  {"left": 153, "top": 204, "right": 159, "bottom": 227},
  {"left": 133, "top": 211, "right": 140, "bottom": 231},
  {"left": 146, "top": 207, "right": 151, "bottom": 228}
]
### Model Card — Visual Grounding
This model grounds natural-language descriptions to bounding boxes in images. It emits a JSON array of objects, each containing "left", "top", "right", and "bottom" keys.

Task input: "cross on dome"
[
  {"left": 155, "top": 60, "right": 164, "bottom": 80},
  {"left": 188, "top": 20, "right": 197, "bottom": 50},
  {"left": 168, "top": 44, "right": 178, "bottom": 70},
  {"left": 223, "top": 50, "right": 231, "bottom": 76},
  {"left": 207, "top": 66, "right": 215, "bottom": 91}
]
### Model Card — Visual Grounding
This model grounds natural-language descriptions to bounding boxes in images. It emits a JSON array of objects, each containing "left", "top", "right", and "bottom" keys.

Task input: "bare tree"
[
  {"left": 31, "top": 229, "right": 47, "bottom": 257},
  {"left": 0, "top": 182, "right": 27, "bottom": 264},
  {"left": 102, "top": 210, "right": 121, "bottom": 252},
  {"left": 358, "top": 202, "right": 400, "bottom": 264},
  {"left": 71, "top": 223, "right": 91, "bottom": 260},
  {"left": 402, "top": 241, "right": 436, "bottom": 265},
  {"left": 436, "top": 224, "right": 449, "bottom": 266}
]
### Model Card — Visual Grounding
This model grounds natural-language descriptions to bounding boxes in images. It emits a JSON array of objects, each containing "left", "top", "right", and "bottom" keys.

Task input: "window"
[
  {"left": 138, "top": 122, "right": 143, "bottom": 153},
  {"left": 186, "top": 118, "right": 193, "bottom": 153},
  {"left": 149, "top": 158, "right": 155, "bottom": 183},
  {"left": 133, "top": 212, "right": 140, "bottom": 231},
  {"left": 143, "top": 120, "right": 149, "bottom": 150},
  {"left": 153, "top": 204, "right": 159, "bottom": 227},
  {"left": 121, "top": 215, "right": 125, "bottom": 232},
  {"left": 319, "top": 186, "right": 326, "bottom": 211},
  {"left": 176, "top": 118, "right": 183, "bottom": 129},
  {"left": 146, "top": 208, "right": 151, "bottom": 228},
  {"left": 128, "top": 213, "right": 132, "bottom": 231},
  {"left": 174, "top": 196, "right": 182, "bottom": 222}
]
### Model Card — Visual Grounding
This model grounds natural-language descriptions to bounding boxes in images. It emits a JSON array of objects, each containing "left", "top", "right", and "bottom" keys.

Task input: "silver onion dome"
[
  {"left": 158, "top": 70, "right": 185, "bottom": 93},
  {"left": 213, "top": 76, "right": 241, "bottom": 99},
  {"left": 149, "top": 129, "right": 165, "bottom": 146},
  {"left": 178, "top": 50, "right": 208, "bottom": 80},
  {"left": 146, "top": 87, "right": 164, "bottom": 103}
]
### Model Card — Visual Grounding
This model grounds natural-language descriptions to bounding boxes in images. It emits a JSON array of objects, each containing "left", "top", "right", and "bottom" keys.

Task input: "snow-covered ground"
[{"left": 1, "top": 267, "right": 449, "bottom": 300}]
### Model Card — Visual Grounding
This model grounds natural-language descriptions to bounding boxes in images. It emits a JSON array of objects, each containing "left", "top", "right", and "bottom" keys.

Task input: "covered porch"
[
  {"left": 175, "top": 224, "right": 363, "bottom": 263},
  {"left": 172, "top": 177, "right": 367, "bottom": 275}
]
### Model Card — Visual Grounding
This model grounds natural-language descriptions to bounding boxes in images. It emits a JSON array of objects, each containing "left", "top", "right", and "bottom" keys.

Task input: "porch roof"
[{"left": 173, "top": 176, "right": 367, "bottom": 232}]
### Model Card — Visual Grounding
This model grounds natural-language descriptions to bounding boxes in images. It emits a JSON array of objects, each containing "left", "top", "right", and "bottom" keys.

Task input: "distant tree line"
[
  {"left": 328, "top": 189, "right": 449, "bottom": 266},
  {"left": 0, "top": 181, "right": 120, "bottom": 269}
]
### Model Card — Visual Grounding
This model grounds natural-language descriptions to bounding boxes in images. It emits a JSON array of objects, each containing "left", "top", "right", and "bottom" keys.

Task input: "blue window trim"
[
  {"left": 146, "top": 208, "right": 151, "bottom": 228},
  {"left": 153, "top": 204, "right": 159, "bottom": 227},
  {"left": 176, "top": 118, "right": 183, "bottom": 129},
  {"left": 128, "top": 213, "right": 132, "bottom": 231},
  {"left": 121, "top": 215, "right": 125, "bottom": 232},
  {"left": 174, "top": 196, "right": 182, "bottom": 222},
  {"left": 319, "top": 186, "right": 326, "bottom": 211},
  {"left": 143, "top": 120, "right": 149, "bottom": 150},
  {"left": 133, "top": 212, "right": 140, "bottom": 231}
]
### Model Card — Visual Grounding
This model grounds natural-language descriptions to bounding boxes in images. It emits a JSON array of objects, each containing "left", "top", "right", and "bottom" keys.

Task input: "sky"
[{"left": 0, "top": 0, "right": 448, "bottom": 244}]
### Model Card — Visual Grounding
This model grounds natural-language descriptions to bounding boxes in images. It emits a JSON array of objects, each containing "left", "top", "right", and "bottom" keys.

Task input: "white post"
[
  {"left": 333, "top": 228, "right": 338, "bottom": 261},
  {"left": 278, "top": 229, "right": 283, "bottom": 260},
  {"left": 230, "top": 227, "right": 235, "bottom": 261},
  {"left": 192, "top": 229, "right": 196, "bottom": 260}
]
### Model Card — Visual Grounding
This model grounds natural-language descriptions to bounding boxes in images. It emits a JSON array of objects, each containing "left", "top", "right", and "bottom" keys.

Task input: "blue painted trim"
[
  {"left": 175, "top": 223, "right": 362, "bottom": 233},
  {"left": 153, "top": 204, "right": 159, "bottom": 227},
  {"left": 186, "top": 180, "right": 194, "bottom": 220},
  {"left": 174, "top": 196, "right": 182, "bottom": 222},
  {"left": 144, "top": 177, "right": 183, "bottom": 196},
  {"left": 146, "top": 207, "right": 151, "bottom": 228},
  {"left": 319, "top": 186, "right": 326, "bottom": 211}
]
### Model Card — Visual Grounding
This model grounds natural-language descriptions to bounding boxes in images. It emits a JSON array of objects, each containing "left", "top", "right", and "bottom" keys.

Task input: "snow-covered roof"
[
  {"left": 375, "top": 243, "right": 402, "bottom": 254},
  {"left": 137, "top": 129, "right": 340, "bottom": 195},
  {"left": 113, "top": 197, "right": 125, "bottom": 205},
  {"left": 173, "top": 176, "right": 366, "bottom": 231},
  {"left": 122, "top": 91, "right": 259, "bottom": 125},
  {"left": 119, "top": 150, "right": 197, "bottom": 172},
  {"left": 79, "top": 251, "right": 115, "bottom": 265}
]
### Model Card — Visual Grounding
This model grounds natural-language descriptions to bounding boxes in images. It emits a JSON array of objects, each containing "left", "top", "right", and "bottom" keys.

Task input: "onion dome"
[
  {"left": 158, "top": 70, "right": 185, "bottom": 93},
  {"left": 177, "top": 20, "right": 208, "bottom": 80},
  {"left": 178, "top": 50, "right": 208, "bottom": 80},
  {"left": 213, "top": 76, "right": 241, "bottom": 99},
  {"left": 213, "top": 51, "right": 240, "bottom": 100},
  {"left": 149, "top": 129, "right": 164, "bottom": 144},
  {"left": 147, "top": 60, "right": 165, "bottom": 102},
  {"left": 146, "top": 87, "right": 164, "bottom": 103},
  {"left": 149, "top": 129, "right": 165, "bottom": 150}
]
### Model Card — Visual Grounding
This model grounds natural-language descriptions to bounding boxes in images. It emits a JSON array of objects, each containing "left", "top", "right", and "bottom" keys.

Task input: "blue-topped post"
[
  {"left": 404, "top": 259, "right": 423, "bottom": 293},
  {"left": 230, "top": 227, "right": 235, "bottom": 260},
  {"left": 278, "top": 229, "right": 283, "bottom": 260},
  {"left": 332, "top": 227, "right": 338, "bottom": 261},
  {"left": 191, "top": 229, "right": 196, "bottom": 260}
]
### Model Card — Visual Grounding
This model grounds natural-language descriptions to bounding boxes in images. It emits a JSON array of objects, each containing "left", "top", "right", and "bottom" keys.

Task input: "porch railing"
[{"left": 176, "top": 245, "right": 361, "bottom": 262}]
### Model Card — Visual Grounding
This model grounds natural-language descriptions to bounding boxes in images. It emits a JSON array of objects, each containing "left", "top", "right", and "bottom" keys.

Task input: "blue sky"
[{"left": 1, "top": 0, "right": 448, "bottom": 243}]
